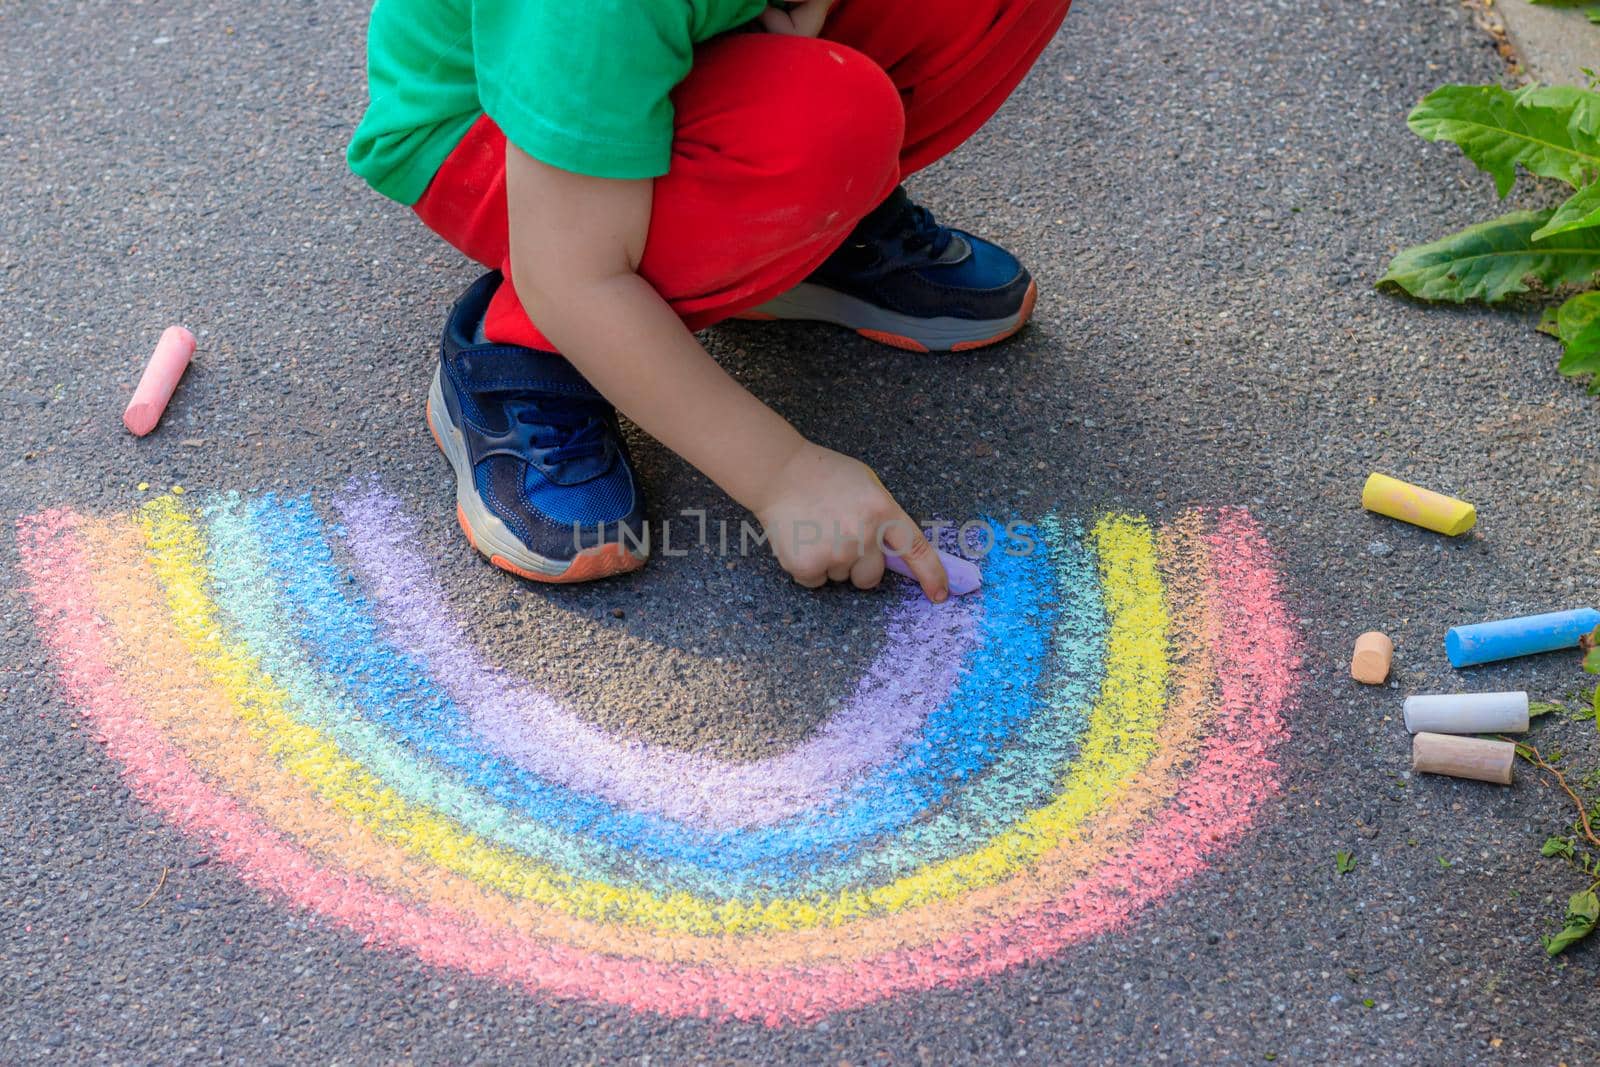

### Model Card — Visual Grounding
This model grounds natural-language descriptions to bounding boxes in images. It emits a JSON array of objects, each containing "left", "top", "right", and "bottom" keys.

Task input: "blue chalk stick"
[{"left": 1445, "top": 608, "right": 1600, "bottom": 668}]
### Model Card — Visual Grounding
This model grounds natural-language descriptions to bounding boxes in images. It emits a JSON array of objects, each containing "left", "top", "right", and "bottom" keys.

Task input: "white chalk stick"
[
  {"left": 1411, "top": 732, "right": 1515, "bottom": 785},
  {"left": 123, "top": 325, "right": 195, "bottom": 436},
  {"left": 1402, "top": 691, "right": 1529, "bottom": 735}
]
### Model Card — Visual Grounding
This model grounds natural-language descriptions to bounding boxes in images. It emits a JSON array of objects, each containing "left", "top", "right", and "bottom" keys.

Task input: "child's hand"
[
  {"left": 755, "top": 442, "right": 949, "bottom": 602},
  {"left": 501, "top": 148, "right": 941, "bottom": 603},
  {"left": 758, "top": 0, "right": 836, "bottom": 38}
]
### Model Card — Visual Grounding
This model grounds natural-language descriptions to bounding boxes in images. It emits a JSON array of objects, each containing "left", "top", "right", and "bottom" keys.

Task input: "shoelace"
[
  {"left": 892, "top": 201, "right": 956, "bottom": 259},
  {"left": 510, "top": 393, "right": 611, "bottom": 466}
]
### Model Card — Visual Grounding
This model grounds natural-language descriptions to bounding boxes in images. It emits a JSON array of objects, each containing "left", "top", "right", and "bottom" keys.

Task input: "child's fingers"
[
  {"left": 849, "top": 551, "right": 886, "bottom": 591},
  {"left": 758, "top": 0, "right": 834, "bottom": 36},
  {"left": 880, "top": 513, "right": 949, "bottom": 603},
  {"left": 757, "top": 7, "right": 798, "bottom": 34},
  {"left": 792, "top": 568, "right": 827, "bottom": 589}
]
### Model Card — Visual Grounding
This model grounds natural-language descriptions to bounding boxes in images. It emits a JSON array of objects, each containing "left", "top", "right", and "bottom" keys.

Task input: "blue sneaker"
[
  {"left": 425, "top": 272, "right": 648, "bottom": 583},
  {"left": 740, "top": 185, "right": 1037, "bottom": 352}
]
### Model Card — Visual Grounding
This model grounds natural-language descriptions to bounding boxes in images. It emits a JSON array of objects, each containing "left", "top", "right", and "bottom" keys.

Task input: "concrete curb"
[{"left": 1492, "top": 0, "right": 1600, "bottom": 85}]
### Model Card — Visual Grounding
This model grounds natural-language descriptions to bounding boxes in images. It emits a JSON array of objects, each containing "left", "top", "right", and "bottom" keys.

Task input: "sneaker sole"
[
  {"left": 426, "top": 368, "right": 646, "bottom": 584},
  {"left": 735, "top": 278, "right": 1037, "bottom": 353}
]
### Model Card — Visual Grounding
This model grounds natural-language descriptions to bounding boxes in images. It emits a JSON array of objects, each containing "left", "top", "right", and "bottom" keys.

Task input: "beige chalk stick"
[
  {"left": 1411, "top": 732, "right": 1515, "bottom": 785},
  {"left": 1350, "top": 631, "right": 1393, "bottom": 684}
]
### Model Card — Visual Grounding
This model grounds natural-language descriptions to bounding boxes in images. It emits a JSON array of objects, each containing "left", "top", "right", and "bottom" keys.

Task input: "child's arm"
[{"left": 504, "top": 146, "right": 949, "bottom": 601}]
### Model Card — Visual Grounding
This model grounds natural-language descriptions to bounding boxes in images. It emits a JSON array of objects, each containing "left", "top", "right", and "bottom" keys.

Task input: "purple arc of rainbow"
[{"left": 17, "top": 489, "right": 1297, "bottom": 1026}]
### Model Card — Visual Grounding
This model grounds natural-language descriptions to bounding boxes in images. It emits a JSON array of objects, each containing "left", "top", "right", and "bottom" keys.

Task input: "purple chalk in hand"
[{"left": 885, "top": 549, "right": 982, "bottom": 597}]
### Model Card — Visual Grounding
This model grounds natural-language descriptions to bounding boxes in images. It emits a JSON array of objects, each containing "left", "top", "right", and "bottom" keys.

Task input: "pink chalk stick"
[
  {"left": 886, "top": 548, "right": 982, "bottom": 597},
  {"left": 123, "top": 325, "right": 195, "bottom": 436}
]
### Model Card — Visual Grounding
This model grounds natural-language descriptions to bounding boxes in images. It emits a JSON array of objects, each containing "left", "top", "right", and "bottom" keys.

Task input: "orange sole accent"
[
  {"left": 854, "top": 328, "right": 930, "bottom": 353},
  {"left": 951, "top": 279, "right": 1039, "bottom": 352},
  {"left": 455, "top": 503, "right": 645, "bottom": 585},
  {"left": 732, "top": 310, "right": 779, "bottom": 321}
]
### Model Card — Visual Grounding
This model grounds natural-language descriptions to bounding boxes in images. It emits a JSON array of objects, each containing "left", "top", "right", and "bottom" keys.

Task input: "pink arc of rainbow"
[{"left": 17, "top": 504, "right": 1295, "bottom": 1026}]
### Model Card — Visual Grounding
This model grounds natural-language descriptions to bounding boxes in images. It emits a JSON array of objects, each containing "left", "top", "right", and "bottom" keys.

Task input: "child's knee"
[{"left": 767, "top": 42, "right": 904, "bottom": 219}]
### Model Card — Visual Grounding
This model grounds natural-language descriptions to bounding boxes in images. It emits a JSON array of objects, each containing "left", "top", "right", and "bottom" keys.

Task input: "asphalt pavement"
[{"left": 3, "top": 0, "right": 1599, "bottom": 1062}]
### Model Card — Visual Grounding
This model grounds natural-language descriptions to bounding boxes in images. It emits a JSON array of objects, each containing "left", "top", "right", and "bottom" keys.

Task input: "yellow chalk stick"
[{"left": 1361, "top": 473, "right": 1475, "bottom": 536}]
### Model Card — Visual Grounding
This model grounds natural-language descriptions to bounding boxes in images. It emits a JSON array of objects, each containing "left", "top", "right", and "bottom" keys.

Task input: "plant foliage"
[
  {"left": 1383, "top": 81, "right": 1600, "bottom": 393},
  {"left": 1522, "top": 629, "right": 1600, "bottom": 957},
  {"left": 1538, "top": 292, "right": 1600, "bottom": 387},
  {"left": 1543, "top": 889, "right": 1599, "bottom": 956},
  {"left": 1533, "top": 179, "right": 1600, "bottom": 239},
  {"left": 1378, "top": 209, "right": 1600, "bottom": 302},
  {"left": 1406, "top": 84, "right": 1600, "bottom": 196}
]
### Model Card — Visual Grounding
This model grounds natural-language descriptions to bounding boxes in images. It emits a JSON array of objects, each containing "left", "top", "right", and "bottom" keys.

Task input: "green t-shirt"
[{"left": 348, "top": 0, "right": 767, "bottom": 205}]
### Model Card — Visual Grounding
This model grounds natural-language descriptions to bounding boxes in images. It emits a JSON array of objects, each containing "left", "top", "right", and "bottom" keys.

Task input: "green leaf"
[
  {"left": 1516, "top": 85, "right": 1600, "bottom": 147},
  {"left": 1379, "top": 210, "right": 1600, "bottom": 303},
  {"left": 1543, "top": 889, "right": 1599, "bottom": 956},
  {"left": 1407, "top": 84, "right": 1600, "bottom": 197},
  {"left": 1553, "top": 292, "right": 1600, "bottom": 339},
  {"left": 1558, "top": 320, "right": 1600, "bottom": 391},
  {"left": 1529, "top": 700, "right": 1568, "bottom": 718},
  {"left": 1335, "top": 850, "right": 1356, "bottom": 875},
  {"left": 1584, "top": 626, "right": 1600, "bottom": 673},
  {"left": 1533, "top": 180, "right": 1600, "bottom": 239},
  {"left": 1543, "top": 836, "right": 1577, "bottom": 858},
  {"left": 1551, "top": 298, "right": 1600, "bottom": 391}
]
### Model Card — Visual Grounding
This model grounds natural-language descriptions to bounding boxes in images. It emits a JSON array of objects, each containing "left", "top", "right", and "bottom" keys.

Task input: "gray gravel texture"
[{"left": 3, "top": 0, "right": 1600, "bottom": 1062}]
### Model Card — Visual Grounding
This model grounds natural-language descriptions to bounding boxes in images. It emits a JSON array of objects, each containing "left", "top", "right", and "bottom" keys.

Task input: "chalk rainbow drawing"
[{"left": 17, "top": 483, "right": 1298, "bottom": 1025}]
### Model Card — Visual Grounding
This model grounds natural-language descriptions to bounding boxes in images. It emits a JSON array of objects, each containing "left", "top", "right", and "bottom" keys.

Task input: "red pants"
[{"left": 413, "top": 0, "right": 1072, "bottom": 350}]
